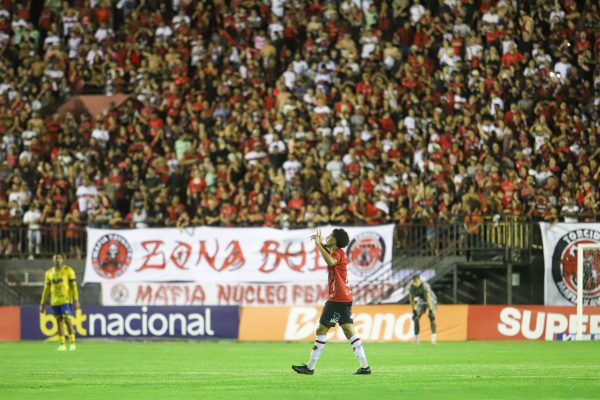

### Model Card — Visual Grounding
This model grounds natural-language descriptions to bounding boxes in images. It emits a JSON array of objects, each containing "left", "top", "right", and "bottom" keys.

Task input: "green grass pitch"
[{"left": 0, "top": 341, "right": 598, "bottom": 400}]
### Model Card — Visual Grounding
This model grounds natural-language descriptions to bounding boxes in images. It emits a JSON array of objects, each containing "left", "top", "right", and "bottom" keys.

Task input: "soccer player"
[
  {"left": 292, "top": 228, "right": 371, "bottom": 375},
  {"left": 40, "top": 254, "right": 80, "bottom": 351},
  {"left": 409, "top": 275, "right": 437, "bottom": 344}
]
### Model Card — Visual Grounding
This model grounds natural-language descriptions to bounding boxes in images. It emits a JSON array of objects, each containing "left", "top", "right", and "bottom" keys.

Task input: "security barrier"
[{"left": 2, "top": 218, "right": 537, "bottom": 262}]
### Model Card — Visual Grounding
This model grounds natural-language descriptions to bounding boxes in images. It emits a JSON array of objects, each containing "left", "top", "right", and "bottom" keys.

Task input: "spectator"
[
  {"left": 0, "top": 0, "right": 596, "bottom": 262},
  {"left": 23, "top": 200, "right": 42, "bottom": 258},
  {"left": 75, "top": 176, "right": 98, "bottom": 218}
]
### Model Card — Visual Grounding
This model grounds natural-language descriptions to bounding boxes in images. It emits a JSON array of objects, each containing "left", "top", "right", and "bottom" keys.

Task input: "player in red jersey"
[{"left": 292, "top": 228, "right": 371, "bottom": 375}]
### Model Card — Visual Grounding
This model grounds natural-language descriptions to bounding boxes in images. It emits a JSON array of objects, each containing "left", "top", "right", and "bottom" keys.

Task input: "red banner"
[{"left": 468, "top": 305, "right": 600, "bottom": 340}]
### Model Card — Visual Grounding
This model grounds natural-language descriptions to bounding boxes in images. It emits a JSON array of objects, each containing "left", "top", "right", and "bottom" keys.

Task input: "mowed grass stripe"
[{"left": 0, "top": 341, "right": 598, "bottom": 400}]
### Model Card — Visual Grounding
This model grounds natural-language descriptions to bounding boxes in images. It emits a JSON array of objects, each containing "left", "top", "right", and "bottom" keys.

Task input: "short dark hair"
[{"left": 332, "top": 228, "right": 349, "bottom": 248}]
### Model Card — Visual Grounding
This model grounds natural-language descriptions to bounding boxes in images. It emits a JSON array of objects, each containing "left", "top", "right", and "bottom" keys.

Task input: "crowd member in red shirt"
[{"left": 0, "top": 0, "right": 598, "bottom": 261}]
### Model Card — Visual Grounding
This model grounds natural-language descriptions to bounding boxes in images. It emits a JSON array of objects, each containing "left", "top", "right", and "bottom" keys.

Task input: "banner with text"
[
  {"left": 84, "top": 225, "right": 394, "bottom": 283},
  {"left": 101, "top": 281, "right": 398, "bottom": 306},
  {"left": 540, "top": 223, "right": 600, "bottom": 305},
  {"left": 468, "top": 305, "right": 600, "bottom": 340},
  {"left": 21, "top": 306, "right": 239, "bottom": 340},
  {"left": 239, "top": 305, "right": 468, "bottom": 342}
]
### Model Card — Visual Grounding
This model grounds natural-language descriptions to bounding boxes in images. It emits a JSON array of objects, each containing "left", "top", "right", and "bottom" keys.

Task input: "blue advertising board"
[{"left": 22, "top": 306, "right": 239, "bottom": 340}]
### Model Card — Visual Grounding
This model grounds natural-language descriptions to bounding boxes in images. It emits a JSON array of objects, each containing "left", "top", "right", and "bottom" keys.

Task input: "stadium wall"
[{"left": 2, "top": 305, "right": 599, "bottom": 342}]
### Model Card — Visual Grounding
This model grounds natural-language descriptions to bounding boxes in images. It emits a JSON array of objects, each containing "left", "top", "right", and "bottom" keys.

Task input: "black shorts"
[{"left": 319, "top": 301, "right": 353, "bottom": 327}]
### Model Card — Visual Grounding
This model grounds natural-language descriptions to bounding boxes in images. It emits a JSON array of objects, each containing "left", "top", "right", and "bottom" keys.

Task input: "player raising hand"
[{"left": 292, "top": 228, "right": 371, "bottom": 375}]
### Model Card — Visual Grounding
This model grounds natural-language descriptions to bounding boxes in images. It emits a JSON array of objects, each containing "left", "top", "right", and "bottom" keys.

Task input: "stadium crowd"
[{"left": 0, "top": 0, "right": 598, "bottom": 257}]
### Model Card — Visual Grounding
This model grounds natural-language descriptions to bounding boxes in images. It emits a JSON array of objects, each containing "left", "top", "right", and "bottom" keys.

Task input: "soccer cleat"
[
  {"left": 415, "top": 335, "right": 420, "bottom": 345},
  {"left": 292, "top": 364, "right": 314, "bottom": 375},
  {"left": 70, "top": 344, "right": 77, "bottom": 351},
  {"left": 431, "top": 334, "right": 437, "bottom": 345},
  {"left": 354, "top": 367, "right": 371, "bottom": 375},
  {"left": 57, "top": 345, "right": 67, "bottom": 351}
]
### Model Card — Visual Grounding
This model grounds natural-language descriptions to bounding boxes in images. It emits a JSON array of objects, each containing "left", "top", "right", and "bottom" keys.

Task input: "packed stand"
[{"left": 0, "top": 0, "right": 599, "bottom": 257}]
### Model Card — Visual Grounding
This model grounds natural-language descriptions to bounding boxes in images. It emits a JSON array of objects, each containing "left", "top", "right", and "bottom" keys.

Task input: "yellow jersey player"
[{"left": 40, "top": 254, "right": 80, "bottom": 351}]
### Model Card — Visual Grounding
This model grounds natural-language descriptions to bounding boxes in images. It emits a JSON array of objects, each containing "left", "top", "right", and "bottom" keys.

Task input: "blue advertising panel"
[{"left": 21, "top": 306, "right": 239, "bottom": 340}]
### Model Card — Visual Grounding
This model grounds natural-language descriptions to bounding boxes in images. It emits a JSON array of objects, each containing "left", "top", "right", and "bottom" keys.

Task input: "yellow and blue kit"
[{"left": 43, "top": 266, "right": 79, "bottom": 316}]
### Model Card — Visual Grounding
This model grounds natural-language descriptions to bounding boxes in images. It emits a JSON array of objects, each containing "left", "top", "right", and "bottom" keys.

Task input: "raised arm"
[{"left": 310, "top": 229, "right": 337, "bottom": 267}]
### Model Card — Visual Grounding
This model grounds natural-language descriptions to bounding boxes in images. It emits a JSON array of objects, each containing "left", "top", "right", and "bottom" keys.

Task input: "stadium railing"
[{"left": 1, "top": 217, "right": 540, "bottom": 261}]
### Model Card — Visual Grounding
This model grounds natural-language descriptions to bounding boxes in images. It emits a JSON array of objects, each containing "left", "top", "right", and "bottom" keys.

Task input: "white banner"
[
  {"left": 84, "top": 225, "right": 394, "bottom": 283},
  {"left": 101, "top": 281, "right": 398, "bottom": 306},
  {"left": 540, "top": 223, "right": 600, "bottom": 305}
]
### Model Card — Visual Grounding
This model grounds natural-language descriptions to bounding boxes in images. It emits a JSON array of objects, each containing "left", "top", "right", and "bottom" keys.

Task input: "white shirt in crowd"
[
  {"left": 501, "top": 40, "right": 516, "bottom": 55},
  {"left": 561, "top": 204, "right": 579, "bottom": 223},
  {"left": 489, "top": 95, "right": 504, "bottom": 116},
  {"left": 549, "top": 9, "right": 565, "bottom": 22},
  {"left": 44, "top": 34, "right": 60, "bottom": 48},
  {"left": 45, "top": 66, "right": 65, "bottom": 80},
  {"left": 268, "top": 140, "right": 286, "bottom": 155},
  {"left": 466, "top": 43, "right": 483, "bottom": 60},
  {"left": 76, "top": 184, "right": 99, "bottom": 213},
  {"left": 86, "top": 48, "right": 103, "bottom": 66},
  {"left": 384, "top": 172, "right": 398, "bottom": 186},
  {"left": 332, "top": 121, "right": 351, "bottom": 139},
  {"left": 95, "top": 27, "right": 114, "bottom": 42},
  {"left": 314, "top": 71, "right": 332, "bottom": 85},
  {"left": 62, "top": 15, "right": 78, "bottom": 36},
  {"left": 439, "top": 50, "right": 460, "bottom": 70},
  {"left": 453, "top": 22, "right": 471, "bottom": 37},
  {"left": 173, "top": 14, "right": 190, "bottom": 29},
  {"left": 155, "top": 25, "right": 173, "bottom": 39},
  {"left": 482, "top": 10, "right": 499, "bottom": 25},
  {"left": 244, "top": 148, "right": 267, "bottom": 166},
  {"left": 68, "top": 36, "right": 81, "bottom": 58},
  {"left": 375, "top": 199, "right": 390, "bottom": 215},
  {"left": 21, "top": 130, "right": 38, "bottom": 147},
  {"left": 91, "top": 127, "right": 110, "bottom": 145},
  {"left": 326, "top": 159, "right": 344, "bottom": 182},
  {"left": 413, "top": 148, "right": 426, "bottom": 172},
  {"left": 554, "top": 60, "right": 572, "bottom": 81},
  {"left": 271, "top": 0, "right": 286, "bottom": 18},
  {"left": 404, "top": 115, "right": 417, "bottom": 137},
  {"left": 533, "top": 50, "right": 552, "bottom": 67},
  {"left": 282, "top": 69, "right": 296, "bottom": 89},
  {"left": 360, "top": 34, "right": 378, "bottom": 59},
  {"left": 132, "top": 209, "right": 148, "bottom": 228},
  {"left": 410, "top": 3, "right": 425, "bottom": 24},
  {"left": 313, "top": 105, "right": 331, "bottom": 117},
  {"left": 23, "top": 207, "right": 42, "bottom": 230},
  {"left": 268, "top": 21, "right": 284, "bottom": 41},
  {"left": 282, "top": 159, "right": 302, "bottom": 181},
  {"left": 528, "top": 168, "right": 553, "bottom": 185},
  {"left": 9, "top": 189, "right": 29, "bottom": 208},
  {"left": 292, "top": 59, "right": 309, "bottom": 75}
]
